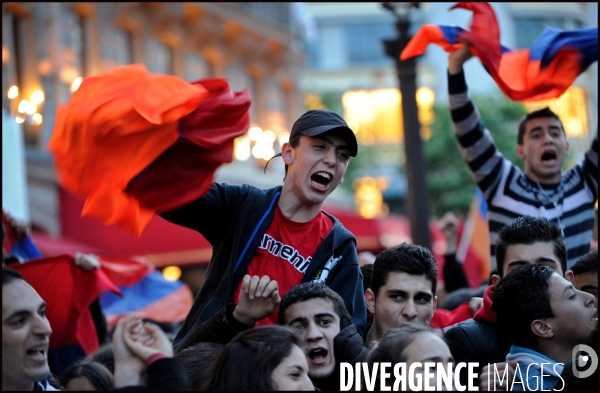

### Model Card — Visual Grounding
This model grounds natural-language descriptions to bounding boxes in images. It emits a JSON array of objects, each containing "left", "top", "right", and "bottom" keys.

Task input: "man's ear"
[
  {"left": 365, "top": 288, "right": 376, "bottom": 314},
  {"left": 564, "top": 270, "right": 574, "bottom": 282},
  {"left": 281, "top": 143, "right": 294, "bottom": 165},
  {"left": 531, "top": 319, "right": 554, "bottom": 339},
  {"left": 491, "top": 274, "right": 501, "bottom": 287},
  {"left": 433, "top": 295, "right": 438, "bottom": 312},
  {"left": 515, "top": 145, "right": 525, "bottom": 160}
]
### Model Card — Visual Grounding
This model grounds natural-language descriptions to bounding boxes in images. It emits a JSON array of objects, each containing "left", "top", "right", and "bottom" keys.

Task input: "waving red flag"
[{"left": 48, "top": 64, "right": 251, "bottom": 236}]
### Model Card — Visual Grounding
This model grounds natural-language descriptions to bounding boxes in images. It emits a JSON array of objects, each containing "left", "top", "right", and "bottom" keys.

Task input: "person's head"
[
  {"left": 365, "top": 243, "right": 438, "bottom": 342},
  {"left": 571, "top": 250, "right": 598, "bottom": 311},
  {"left": 58, "top": 360, "right": 113, "bottom": 391},
  {"left": 86, "top": 342, "right": 114, "bottom": 375},
  {"left": 516, "top": 107, "right": 570, "bottom": 183},
  {"left": 279, "top": 282, "right": 351, "bottom": 380},
  {"left": 279, "top": 110, "right": 357, "bottom": 206},
  {"left": 204, "top": 326, "right": 313, "bottom": 391},
  {"left": 492, "top": 264, "right": 596, "bottom": 355},
  {"left": 2, "top": 267, "right": 53, "bottom": 391},
  {"left": 174, "top": 341, "right": 223, "bottom": 390},
  {"left": 368, "top": 325, "right": 454, "bottom": 391},
  {"left": 493, "top": 215, "right": 568, "bottom": 286}
]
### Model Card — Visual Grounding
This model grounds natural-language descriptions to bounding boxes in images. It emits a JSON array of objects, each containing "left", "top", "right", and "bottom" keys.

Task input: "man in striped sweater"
[{"left": 448, "top": 43, "right": 598, "bottom": 269}]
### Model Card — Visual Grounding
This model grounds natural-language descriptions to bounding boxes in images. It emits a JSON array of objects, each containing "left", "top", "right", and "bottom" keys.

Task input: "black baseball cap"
[{"left": 290, "top": 110, "right": 358, "bottom": 157}]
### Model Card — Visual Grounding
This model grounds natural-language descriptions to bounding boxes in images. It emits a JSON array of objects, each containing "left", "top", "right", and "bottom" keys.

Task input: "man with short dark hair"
[
  {"left": 444, "top": 215, "right": 571, "bottom": 388},
  {"left": 279, "top": 281, "right": 367, "bottom": 391},
  {"left": 164, "top": 109, "right": 367, "bottom": 352},
  {"left": 2, "top": 267, "right": 58, "bottom": 391},
  {"left": 448, "top": 42, "right": 598, "bottom": 269},
  {"left": 571, "top": 250, "right": 598, "bottom": 311},
  {"left": 493, "top": 264, "right": 596, "bottom": 390},
  {"left": 364, "top": 243, "right": 438, "bottom": 349}
]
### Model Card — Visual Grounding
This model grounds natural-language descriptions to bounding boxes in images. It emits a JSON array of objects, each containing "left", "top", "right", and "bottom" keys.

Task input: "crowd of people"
[{"left": 2, "top": 39, "right": 598, "bottom": 391}]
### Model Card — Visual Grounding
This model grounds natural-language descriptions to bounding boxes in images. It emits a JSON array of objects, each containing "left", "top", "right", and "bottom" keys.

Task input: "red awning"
[{"left": 54, "top": 188, "right": 440, "bottom": 268}]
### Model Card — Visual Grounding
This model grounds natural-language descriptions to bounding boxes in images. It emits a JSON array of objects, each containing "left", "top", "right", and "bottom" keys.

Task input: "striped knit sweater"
[{"left": 448, "top": 71, "right": 598, "bottom": 269}]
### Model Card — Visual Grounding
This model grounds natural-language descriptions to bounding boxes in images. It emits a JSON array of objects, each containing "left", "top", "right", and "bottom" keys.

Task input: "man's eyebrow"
[
  {"left": 5, "top": 309, "right": 31, "bottom": 322},
  {"left": 386, "top": 289, "right": 408, "bottom": 296},
  {"left": 314, "top": 312, "right": 337, "bottom": 320},
  {"left": 4, "top": 301, "right": 46, "bottom": 322},
  {"left": 415, "top": 291, "right": 433, "bottom": 299},
  {"left": 563, "top": 284, "right": 575, "bottom": 296},
  {"left": 580, "top": 284, "right": 598, "bottom": 291},
  {"left": 288, "top": 316, "right": 308, "bottom": 325}
]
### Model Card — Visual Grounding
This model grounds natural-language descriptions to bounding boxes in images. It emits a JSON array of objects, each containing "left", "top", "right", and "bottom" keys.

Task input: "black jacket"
[
  {"left": 161, "top": 183, "right": 366, "bottom": 350},
  {"left": 114, "top": 358, "right": 190, "bottom": 391},
  {"left": 444, "top": 319, "right": 511, "bottom": 387}
]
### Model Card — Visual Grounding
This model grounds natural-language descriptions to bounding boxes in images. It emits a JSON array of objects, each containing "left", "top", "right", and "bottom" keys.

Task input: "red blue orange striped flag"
[
  {"left": 401, "top": 2, "right": 598, "bottom": 102},
  {"left": 456, "top": 190, "right": 491, "bottom": 288}
]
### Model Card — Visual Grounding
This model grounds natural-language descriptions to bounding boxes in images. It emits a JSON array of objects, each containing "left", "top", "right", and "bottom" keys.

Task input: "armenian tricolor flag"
[
  {"left": 456, "top": 190, "right": 491, "bottom": 288},
  {"left": 401, "top": 2, "right": 598, "bottom": 102},
  {"left": 97, "top": 256, "right": 194, "bottom": 328}
]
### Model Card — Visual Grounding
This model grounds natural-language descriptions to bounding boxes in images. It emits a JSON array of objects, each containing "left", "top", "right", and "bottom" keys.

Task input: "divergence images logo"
[{"left": 572, "top": 344, "right": 598, "bottom": 379}]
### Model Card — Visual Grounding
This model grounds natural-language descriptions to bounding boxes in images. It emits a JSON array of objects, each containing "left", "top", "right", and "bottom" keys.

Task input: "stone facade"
[{"left": 2, "top": 2, "right": 306, "bottom": 235}]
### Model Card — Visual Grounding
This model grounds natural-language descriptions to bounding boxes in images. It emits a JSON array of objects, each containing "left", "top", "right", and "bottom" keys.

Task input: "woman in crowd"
[
  {"left": 58, "top": 360, "right": 114, "bottom": 391},
  {"left": 203, "top": 325, "right": 314, "bottom": 391},
  {"left": 368, "top": 325, "right": 455, "bottom": 391}
]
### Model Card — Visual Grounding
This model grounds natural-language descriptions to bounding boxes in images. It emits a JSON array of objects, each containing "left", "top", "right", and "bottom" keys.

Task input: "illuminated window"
[
  {"left": 342, "top": 88, "right": 402, "bottom": 145},
  {"left": 523, "top": 86, "right": 588, "bottom": 138}
]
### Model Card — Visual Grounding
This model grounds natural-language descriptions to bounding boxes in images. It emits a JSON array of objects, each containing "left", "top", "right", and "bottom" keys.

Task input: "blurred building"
[
  {"left": 3, "top": 2, "right": 406, "bottom": 291},
  {"left": 1, "top": 2, "right": 311, "bottom": 290},
  {"left": 301, "top": 2, "right": 598, "bottom": 215}
]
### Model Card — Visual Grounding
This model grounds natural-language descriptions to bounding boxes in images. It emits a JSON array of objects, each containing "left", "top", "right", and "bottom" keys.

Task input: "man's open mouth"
[
  {"left": 541, "top": 151, "right": 557, "bottom": 162},
  {"left": 311, "top": 172, "right": 332, "bottom": 190},
  {"left": 26, "top": 346, "right": 47, "bottom": 361},
  {"left": 308, "top": 347, "right": 328, "bottom": 364}
]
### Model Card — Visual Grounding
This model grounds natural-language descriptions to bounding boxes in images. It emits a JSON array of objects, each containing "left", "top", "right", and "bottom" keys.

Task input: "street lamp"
[{"left": 382, "top": 2, "right": 432, "bottom": 250}]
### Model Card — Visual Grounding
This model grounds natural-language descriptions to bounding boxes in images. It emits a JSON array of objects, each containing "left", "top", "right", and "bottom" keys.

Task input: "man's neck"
[
  {"left": 537, "top": 341, "right": 574, "bottom": 365},
  {"left": 278, "top": 186, "right": 322, "bottom": 222},
  {"left": 364, "top": 323, "right": 379, "bottom": 350},
  {"left": 525, "top": 170, "right": 562, "bottom": 186}
]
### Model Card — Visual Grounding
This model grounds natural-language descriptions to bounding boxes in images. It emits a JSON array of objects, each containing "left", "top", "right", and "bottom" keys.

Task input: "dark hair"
[
  {"left": 517, "top": 107, "right": 564, "bottom": 145},
  {"left": 571, "top": 250, "right": 598, "bottom": 276},
  {"left": 495, "top": 215, "right": 567, "bottom": 278},
  {"left": 2, "top": 266, "right": 25, "bottom": 285},
  {"left": 86, "top": 343, "right": 115, "bottom": 374},
  {"left": 58, "top": 360, "right": 114, "bottom": 390},
  {"left": 278, "top": 281, "right": 352, "bottom": 329},
  {"left": 203, "top": 326, "right": 301, "bottom": 391},
  {"left": 283, "top": 132, "right": 302, "bottom": 178},
  {"left": 174, "top": 341, "right": 223, "bottom": 390},
  {"left": 361, "top": 263, "right": 374, "bottom": 291},
  {"left": 492, "top": 264, "right": 555, "bottom": 350},
  {"left": 371, "top": 243, "right": 438, "bottom": 298},
  {"left": 368, "top": 325, "right": 436, "bottom": 364}
]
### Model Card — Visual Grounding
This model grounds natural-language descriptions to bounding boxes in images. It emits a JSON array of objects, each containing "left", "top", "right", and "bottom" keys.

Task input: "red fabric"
[
  {"left": 11, "top": 254, "right": 121, "bottom": 355},
  {"left": 47, "top": 64, "right": 210, "bottom": 236},
  {"left": 125, "top": 78, "right": 252, "bottom": 213},
  {"left": 473, "top": 284, "right": 496, "bottom": 323},
  {"left": 430, "top": 302, "right": 474, "bottom": 329},
  {"left": 98, "top": 256, "right": 154, "bottom": 286},
  {"left": 400, "top": 25, "right": 464, "bottom": 60},
  {"left": 232, "top": 207, "right": 334, "bottom": 326}
]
